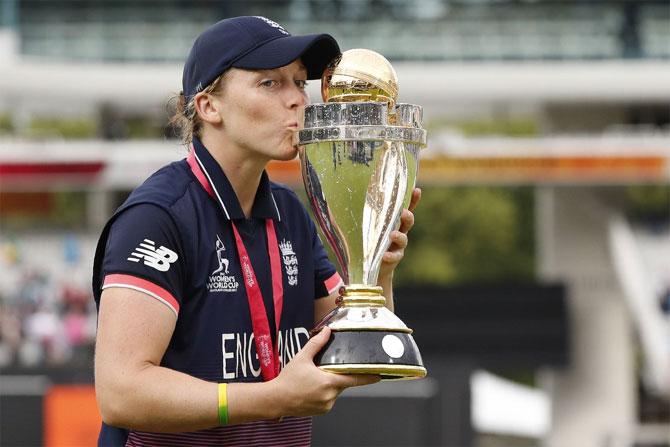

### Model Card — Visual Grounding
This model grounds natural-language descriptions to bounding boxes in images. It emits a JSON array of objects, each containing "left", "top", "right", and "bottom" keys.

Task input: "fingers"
[
  {"left": 331, "top": 373, "right": 381, "bottom": 389},
  {"left": 390, "top": 231, "right": 408, "bottom": 249},
  {"left": 408, "top": 188, "right": 421, "bottom": 212},
  {"left": 300, "top": 327, "right": 331, "bottom": 359},
  {"left": 382, "top": 230, "right": 409, "bottom": 264},
  {"left": 383, "top": 251, "right": 403, "bottom": 264},
  {"left": 349, "top": 374, "right": 382, "bottom": 387},
  {"left": 398, "top": 209, "right": 415, "bottom": 234}
]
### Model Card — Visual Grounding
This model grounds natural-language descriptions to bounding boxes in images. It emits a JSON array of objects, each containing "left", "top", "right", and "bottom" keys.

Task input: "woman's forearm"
[
  {"left": 95, "top": 290, "right": 376, "bottom": 434},
  {"left": 96, "top": 363, "right": 282, "bottom": 432}
]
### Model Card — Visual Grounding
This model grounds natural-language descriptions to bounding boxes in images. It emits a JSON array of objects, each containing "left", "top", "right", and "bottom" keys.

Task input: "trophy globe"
[{"left": 321, "top": 48, "right": 398, "bottom": 108}]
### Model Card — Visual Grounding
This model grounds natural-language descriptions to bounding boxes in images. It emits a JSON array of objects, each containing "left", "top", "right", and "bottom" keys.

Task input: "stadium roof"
[{"left": 2, "top": 31, "right": 670, "bottom": 117}]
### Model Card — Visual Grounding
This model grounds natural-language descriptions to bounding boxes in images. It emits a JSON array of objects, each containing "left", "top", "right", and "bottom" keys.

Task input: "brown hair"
[{"left": 168, "top": 73, "right": 227, "bottom": 146}]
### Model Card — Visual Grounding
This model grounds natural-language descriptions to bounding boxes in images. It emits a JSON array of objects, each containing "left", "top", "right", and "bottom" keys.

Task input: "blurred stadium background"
[{"left": 0, "top": 0, "right": 669, "bottom": 446}]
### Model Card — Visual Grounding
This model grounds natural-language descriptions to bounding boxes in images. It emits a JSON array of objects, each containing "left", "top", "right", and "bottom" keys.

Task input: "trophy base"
[
  {"left": 312, "top": 285, "right": 427, "bottom": 380},
  {"left": 315, "top": 330, "right": 427, "bottom": 381},
  {"left": 321, "top": 364, "right": 427, "bottom": 380}
]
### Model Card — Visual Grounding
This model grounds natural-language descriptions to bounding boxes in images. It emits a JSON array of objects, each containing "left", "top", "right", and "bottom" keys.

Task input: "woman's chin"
[{"left": 274, "top": 146, "right": 299, "bottom": 161}]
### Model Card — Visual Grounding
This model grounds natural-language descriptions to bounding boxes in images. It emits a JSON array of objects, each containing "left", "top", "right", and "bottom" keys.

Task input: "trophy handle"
[
  {"left": 299, "top": 149, "right": 351, "bottom": 283},
  {"left": 362, "top": 140, "right": 408, "bottom": 285}
]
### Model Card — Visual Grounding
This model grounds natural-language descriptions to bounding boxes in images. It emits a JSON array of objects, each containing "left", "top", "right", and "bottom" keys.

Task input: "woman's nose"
[{"left": 286, "top": 84, "right": 308, "bottom": 109}]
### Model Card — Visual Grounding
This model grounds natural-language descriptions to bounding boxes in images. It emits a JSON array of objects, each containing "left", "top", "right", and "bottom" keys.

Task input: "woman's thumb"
[{"left": 299, "top": 326, "right": 331, "bottom": 359}]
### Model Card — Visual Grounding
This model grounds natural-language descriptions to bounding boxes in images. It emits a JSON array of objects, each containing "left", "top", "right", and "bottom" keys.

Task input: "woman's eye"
[
  {"left": 260, "top": 80, "right": 277, "bottom": 88},
  {"left": 295, "top": 80, "right": 308, "bottom": 89}
]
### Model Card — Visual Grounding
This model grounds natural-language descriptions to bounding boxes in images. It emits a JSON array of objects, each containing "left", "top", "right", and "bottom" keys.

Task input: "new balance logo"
[
  {"left": 254, "top": 16, "right": 289, "bottom": 35},
  {"left": 127, "top": 239, "right": 178, "bottom": 272}
]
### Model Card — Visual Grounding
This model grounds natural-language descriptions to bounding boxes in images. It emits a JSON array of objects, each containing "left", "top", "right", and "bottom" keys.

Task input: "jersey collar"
[{"left": 187, "top": 137, "right": 281, "bottom": 221}]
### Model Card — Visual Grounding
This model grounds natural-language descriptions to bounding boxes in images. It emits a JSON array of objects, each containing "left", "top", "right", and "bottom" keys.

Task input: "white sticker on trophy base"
[{"left": 382, "top": 334, "right": 405, "bottom": 359}]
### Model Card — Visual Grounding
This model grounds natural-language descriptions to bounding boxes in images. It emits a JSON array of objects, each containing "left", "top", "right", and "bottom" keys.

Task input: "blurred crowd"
[{"left": 0, "top": 235, "right": 97, "bottom": 368}]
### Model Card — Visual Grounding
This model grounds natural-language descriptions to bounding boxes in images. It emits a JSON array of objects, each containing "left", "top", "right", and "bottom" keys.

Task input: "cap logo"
[
  {"left": 196, "top": 82, "right": 203, "bottom": 93},
  {"left": 254, "top": 16, "right": 289, "bottom": 35}
]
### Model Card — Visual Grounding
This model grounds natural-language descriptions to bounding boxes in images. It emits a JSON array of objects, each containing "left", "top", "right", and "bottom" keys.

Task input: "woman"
[{"left": 92, "top": 16, "right": 420, "bottom": 446}]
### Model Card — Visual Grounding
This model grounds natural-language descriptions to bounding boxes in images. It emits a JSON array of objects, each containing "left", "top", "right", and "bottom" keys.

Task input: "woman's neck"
[{"left": 200, "top": 133, "right": 267, "bottom": 219}]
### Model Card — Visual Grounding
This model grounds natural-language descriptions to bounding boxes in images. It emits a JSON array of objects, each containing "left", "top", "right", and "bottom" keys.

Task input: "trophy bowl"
[{"left": 296, "top": 50, "right": 427, "bottom": 380}]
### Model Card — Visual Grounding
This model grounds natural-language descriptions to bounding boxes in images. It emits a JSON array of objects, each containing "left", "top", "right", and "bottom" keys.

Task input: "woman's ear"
[{"left": 194, "top": 93, "right": 223, "bottom": 125}]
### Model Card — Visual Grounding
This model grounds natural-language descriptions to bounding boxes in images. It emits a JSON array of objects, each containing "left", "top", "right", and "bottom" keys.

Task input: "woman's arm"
[
  {"left": 96, "top": 288, "right": 376, "bottom": 432},
  {"left": 95, "top": 287, "right": 217, "bottom": 432}
]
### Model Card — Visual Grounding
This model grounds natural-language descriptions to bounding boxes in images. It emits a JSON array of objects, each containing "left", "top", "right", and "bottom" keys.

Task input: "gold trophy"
[{"left": 295, "top": 49, "right": 427, "bottom": 380}]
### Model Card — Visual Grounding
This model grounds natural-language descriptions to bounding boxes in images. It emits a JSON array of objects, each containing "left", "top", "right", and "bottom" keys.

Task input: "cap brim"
[{"left": 232, "top": 34, "right": 340, "bottom": 80}]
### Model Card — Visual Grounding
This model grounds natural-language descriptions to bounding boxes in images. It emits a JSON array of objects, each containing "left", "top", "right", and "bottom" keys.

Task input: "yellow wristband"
[{"left": 218, "top": 383, "right": 228, "bottom": 425}]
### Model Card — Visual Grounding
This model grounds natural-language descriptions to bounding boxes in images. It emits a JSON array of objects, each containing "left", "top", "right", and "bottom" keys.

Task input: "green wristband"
[{"left": 218, "top": 383, "right": 228, "bottom": 425}]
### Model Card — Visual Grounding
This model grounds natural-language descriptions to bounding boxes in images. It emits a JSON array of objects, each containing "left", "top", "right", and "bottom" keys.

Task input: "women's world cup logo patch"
[
  {"left": 208, "top": 235, "right": 239, "bottom": 293},
  {"left": 279, "top": 239, "right": 298, "bottom": 286}
]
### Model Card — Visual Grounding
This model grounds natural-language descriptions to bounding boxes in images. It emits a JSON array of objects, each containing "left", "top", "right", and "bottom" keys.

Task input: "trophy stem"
[
  {"left": 314, "top": 284, "right": 413, "bottom": 334},
  {"left": 338, "top": 284, "right": 386, "bottom": 307}
]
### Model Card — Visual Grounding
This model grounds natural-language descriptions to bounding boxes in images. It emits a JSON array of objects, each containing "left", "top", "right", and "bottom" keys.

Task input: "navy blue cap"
[{"left": 182, "top": 16, "right": 340, "bottom": 99}]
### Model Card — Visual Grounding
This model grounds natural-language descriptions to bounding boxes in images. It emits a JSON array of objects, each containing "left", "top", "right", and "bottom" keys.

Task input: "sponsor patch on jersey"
[{"left": 127, "top": 239, "right": 178, "bottom": 272}]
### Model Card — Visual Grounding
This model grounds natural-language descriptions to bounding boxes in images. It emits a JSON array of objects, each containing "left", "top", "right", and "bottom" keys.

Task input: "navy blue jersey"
[{"left": 92, "top": 137, "right": 342, "bottom": 446}]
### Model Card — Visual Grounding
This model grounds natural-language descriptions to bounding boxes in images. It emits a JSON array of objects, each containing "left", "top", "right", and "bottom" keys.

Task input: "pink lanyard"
[{"left": 231, "top": 219, "right": 284, "bottom": 381}]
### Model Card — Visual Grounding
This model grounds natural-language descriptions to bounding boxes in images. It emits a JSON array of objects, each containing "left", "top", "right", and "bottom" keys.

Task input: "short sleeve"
[
  {"left": 100, "top": 204, "right": 185, "bottom": 318},
  {"left": 310, "top": 218, "right": 343, "bottom": 299}
]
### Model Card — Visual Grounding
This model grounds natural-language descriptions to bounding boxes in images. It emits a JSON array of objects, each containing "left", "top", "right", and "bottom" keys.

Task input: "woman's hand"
[
  {"left": 270, "top": 327, "right": 380, "bottom": 417},
  {"left": 378, "top": 187, "right": 421, "bottom": 282}
]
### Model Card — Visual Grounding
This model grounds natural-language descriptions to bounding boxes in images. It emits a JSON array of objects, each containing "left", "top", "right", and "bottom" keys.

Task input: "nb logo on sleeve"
[{"left": 127, "top": 239, "right": 178, "bottom": 272}]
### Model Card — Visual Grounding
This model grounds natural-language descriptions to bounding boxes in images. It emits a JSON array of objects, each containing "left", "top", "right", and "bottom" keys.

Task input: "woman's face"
[{"left": 214, "top": 59, "right": 309, "bottom": 162}]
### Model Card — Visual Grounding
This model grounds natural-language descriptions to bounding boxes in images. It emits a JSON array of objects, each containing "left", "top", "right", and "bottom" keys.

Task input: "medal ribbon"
[{"left": 231, "top": 219, "right": 284, "bottom": 381}]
